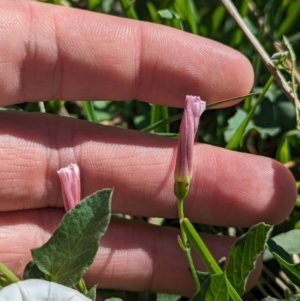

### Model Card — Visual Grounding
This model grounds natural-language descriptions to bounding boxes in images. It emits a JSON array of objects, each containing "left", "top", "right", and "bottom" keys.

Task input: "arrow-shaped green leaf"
[{"left": 31, "top": 189, "right": 112, "bottom": 287}]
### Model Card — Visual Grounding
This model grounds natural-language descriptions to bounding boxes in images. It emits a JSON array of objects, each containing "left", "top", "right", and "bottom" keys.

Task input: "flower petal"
[
  {"left": 174, "top": 95, "right": 206, "bottom": 199},
  {"left": 57, "top": 164, "right": 81, "bottom": 211}
]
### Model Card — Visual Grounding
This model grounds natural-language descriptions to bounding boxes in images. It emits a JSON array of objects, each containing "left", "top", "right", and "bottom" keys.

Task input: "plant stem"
[
  {"left": 177, "top": 198, "right": 200, "bottom": 292},
  {"left": 181, "top": 218, "right": 243, "bottom": 301},
  {"left": 0, "top": 262, "right": 19, "bottom": 286},
  {"left": 220, "top": 0, "right": 294, "bottom": 103},
  {"left": 207, "top": 92, "right": 260, "bottom": 109},
  {"left": 76, "top": 277, "right": 88, "bottom": 295},
  {"left": 282, "top": 36, "right": 300, "bottom": 130}
]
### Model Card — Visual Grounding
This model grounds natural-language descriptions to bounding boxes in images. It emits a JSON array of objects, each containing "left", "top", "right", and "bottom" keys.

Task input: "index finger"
[{"left": 1, "top": 0, "right": 253, "bottom": 107}]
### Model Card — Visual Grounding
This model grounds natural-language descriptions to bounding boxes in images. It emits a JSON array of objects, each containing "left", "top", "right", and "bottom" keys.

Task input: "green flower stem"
[
  {"left": 76, "top": 278, "right": 88, "bottom": 295},
  {"left": 181, "top": 218, "right": 243, "bottom": 301},
  {"left": 177, "top": 198, "right": 200, "bottom": 292},
  {"left": 0, "top": 262, "right": 19, "bottom": 286}
]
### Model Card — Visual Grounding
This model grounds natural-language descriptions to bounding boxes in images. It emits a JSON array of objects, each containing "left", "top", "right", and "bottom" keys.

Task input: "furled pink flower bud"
[
  {"left": 57, "top": 164, "right": 81, "bottom": 212},
  {"left": 174, "top": 95, "right": 206, "bottom": 200}
]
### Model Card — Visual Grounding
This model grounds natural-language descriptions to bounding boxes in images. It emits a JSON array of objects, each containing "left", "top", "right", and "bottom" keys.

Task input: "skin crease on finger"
[
  {"left": 0, "top": 209, "right": 260, "bottom": 296},
  {"left": 0, "top": 0, "right": 255, "bottom": 107}
]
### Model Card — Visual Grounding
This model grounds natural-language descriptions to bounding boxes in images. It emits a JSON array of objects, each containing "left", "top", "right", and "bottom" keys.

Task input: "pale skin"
[{"left": 0, "top": 0, "right": 297, "bottom": 297}]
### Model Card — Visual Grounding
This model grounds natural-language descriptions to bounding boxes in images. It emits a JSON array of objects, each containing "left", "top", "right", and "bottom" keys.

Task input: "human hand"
[{"left": 0, "top": 0, "right": 296, "bottom": 297}]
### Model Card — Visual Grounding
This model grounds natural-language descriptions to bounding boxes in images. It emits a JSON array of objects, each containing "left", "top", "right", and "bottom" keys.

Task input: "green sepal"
[{"left": 174, "top": 181, "right": 189, "bottom": 200}]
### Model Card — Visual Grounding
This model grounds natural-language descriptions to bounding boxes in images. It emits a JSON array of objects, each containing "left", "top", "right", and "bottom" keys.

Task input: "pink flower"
[
  {"left": 174, "top": 95, "right": 206, "bottom": 200},
  {"left": 57, "top": 164, "right": 81, "bottom": 212}
]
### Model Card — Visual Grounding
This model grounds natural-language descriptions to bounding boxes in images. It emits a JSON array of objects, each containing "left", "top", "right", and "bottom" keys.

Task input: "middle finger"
[{"left": 0, "top": 110, "right": 295, "bottom": 227}]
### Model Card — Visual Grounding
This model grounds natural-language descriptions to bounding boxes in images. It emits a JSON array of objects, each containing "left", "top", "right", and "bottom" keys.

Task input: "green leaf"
[
  {"left": 0, "top": 105, "right": 23, "bottom": 111},
  {"left": 211, "top": 5, "right": 226, "bottom": 33},
  {"left": 276, "top": 130, "right": 299, "bottom": 163},
  {"left": 266, "top": 240, "right": 300, "bottom": 289},
  {"left": 224, "top": 109, "right": 253, "bottom": 143},
  {"left": 23, "top": 260, "right": 45, "bottom": 280},
  {"left": 45, "top": 100, "right": 64, "bottom": 114},
  {"left": 264, "top": 229, "right": 300, "bottom": 261},
  {"left": 196, "top": 270, "right": 210, "bottom": 284},
  {"left": 227, "top": 95, "right": 296, "bottom": 149},
  {"left": 226, "top": 223, "right": 272, "bottom": 294},
  {"left": 286, "top": 295, "right": 300, "bottom": 301},
  {"left": 157, "top": 9, "right": 181, "bottom": 20},
  {"left": 31, "top": 189, "right": 112, "bottom": 287},
  {"left": 190, "top": 273, "right": 229, "bottom": 301},
  {"left": 226, "top": 76, "right": 274, "bottom": 150},
  {"left": 272, "top": 252, "right": 300, "bottom": 288},
  {"left": 147, "top": 2, "right": 161, "bottom": 24},
  {"left": 186, "top": 0, "right": 198, "bottom": 34},
  {"left": 266, "top": 237, "right": 291, "bottom": 262},
  {"left": 157, "top": 293, "right": 181, "bottom": 301},
  {"left": 196, "top": 256, "right": 225, "bottom": 285},
  {"left": 119, "top": 0, "right": 138, "bottom": 20},
  {"left": 276, "top": 136, "right": 291, "bottom": 163},
  {"left": 277, "top": 1, "right": 300, "bottom": 37},
  {"left": 150, "top": 104, "right": 169, "bottom": 133},
  {"left": 86, "top": 285, "right": 97, "bottom": 301},
  {"left": 224, "top": 107, "right": 281, "bottom": 145},
  {"left": 82, "top": 101, "right": 98, "bottom": 123},
  {"left": 86, "top": 0, "right": 101, "bottom": 11},
  {"left": 253, "top": 97, "right": 295, "bottom": 132}
]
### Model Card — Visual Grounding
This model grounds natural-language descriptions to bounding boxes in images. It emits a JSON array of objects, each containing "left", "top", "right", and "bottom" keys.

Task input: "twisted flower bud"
[
  {"left": 174, "top": 95, "right": 206, "bottom": 200},
  {"left": 57, "top": 163, "right": 81, "bottom": 212}
]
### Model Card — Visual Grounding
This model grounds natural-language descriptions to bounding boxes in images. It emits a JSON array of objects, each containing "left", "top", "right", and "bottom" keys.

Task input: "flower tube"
[
  {"left": 174, "top": 95, "right": 206, "bottom": 200},
  {"left": 57, "top": 163, "right": 81, "bottom": 211}
]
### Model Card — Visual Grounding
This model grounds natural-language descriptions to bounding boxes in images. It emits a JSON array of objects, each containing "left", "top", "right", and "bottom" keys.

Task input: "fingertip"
[
  {"left": 191, "top": 146, "right": 296, "bottom": 227},
  {"left": 222, "top": 49, "right": 254, "bottom": 101},
  {"left": 264, "top": 160, "right": 296, "bottom": 225},
  {"left": 167, "top": 35, "right": 255, "bottom": 107},
  {"left": 202, "top": 43, "right": 254, "bottom": 106},
  {"left": 239, "top": 157, "right": 296, "bottom": 226}
]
